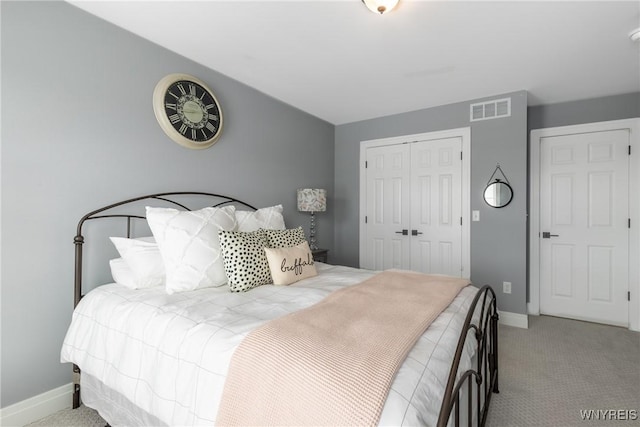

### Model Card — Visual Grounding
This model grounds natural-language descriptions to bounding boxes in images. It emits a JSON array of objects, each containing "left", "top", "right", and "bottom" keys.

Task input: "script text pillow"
[
  {"left": 146, "top": 205, "right": 237, "bottom": 294},
  {"left": 236, "top": 205, "right": 286, "bottom": 232},
  {"left": 264, "top": 241, "right": 318, "bottom": 286},
  {"left": 219, "top": 229, "right": 272, "bottom": 292},
  {"left": 109, "top": 236, "right": 164, "bottom": 288},
  {"left": 263, "top": 226, "right": 306, "bottom": 248}
]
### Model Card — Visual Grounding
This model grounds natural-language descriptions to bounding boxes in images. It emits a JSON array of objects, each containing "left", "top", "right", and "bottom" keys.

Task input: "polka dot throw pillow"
[
  {"left": 263, "top": 227, "right": 306, "bottom": 248},
  {"left": 219, "top": 229, "right": 272, "bottom": 292}
]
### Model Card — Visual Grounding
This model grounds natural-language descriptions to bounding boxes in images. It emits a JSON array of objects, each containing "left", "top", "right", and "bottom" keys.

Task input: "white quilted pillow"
[
  {"left": 235, "top": 204, "right": 285, "bottom": 232},
  {"left": 146, "top": 205, "right": 237, "bottom": 294}
]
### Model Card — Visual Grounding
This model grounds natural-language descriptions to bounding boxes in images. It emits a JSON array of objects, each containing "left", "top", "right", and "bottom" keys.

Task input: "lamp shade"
[{"left": 297, "top": 189, "right": 326, "bottom": 212}]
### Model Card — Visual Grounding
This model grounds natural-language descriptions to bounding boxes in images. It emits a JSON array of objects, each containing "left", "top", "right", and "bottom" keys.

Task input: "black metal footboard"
[{"left": 437, "top": 285, "right": 499, "bottom": 427}]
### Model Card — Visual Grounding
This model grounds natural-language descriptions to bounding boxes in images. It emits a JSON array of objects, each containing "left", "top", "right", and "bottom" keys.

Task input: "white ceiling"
[{"left": 69, "top": 0, "right": 640, "bottom": 125}]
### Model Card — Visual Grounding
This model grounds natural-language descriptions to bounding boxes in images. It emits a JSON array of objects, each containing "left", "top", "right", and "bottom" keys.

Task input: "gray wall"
[
  {"left": 334, "top": 91, "right": 529, "bottom": 315},
  {"left": 528, "top": 92, "right": 640, "bottom": 131},
  {"left": 1, "top": 1, "right": 334, "bottom": 407}
]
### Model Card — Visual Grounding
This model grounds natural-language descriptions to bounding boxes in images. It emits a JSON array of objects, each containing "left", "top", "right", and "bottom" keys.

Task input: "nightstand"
[{"left": 312, "top": 249, "right": 328, "bottom": 263}]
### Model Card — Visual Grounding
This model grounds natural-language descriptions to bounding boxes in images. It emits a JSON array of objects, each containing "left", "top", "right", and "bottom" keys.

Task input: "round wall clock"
[{"left": 152, "top": 73, "right": 223, "bottom": 149}]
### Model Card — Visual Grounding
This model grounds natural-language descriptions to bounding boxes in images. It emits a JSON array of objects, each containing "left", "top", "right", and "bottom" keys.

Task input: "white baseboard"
[
  {"left": 0, "top": 383, "right": 72, "bottom": 427},
  {"left": 499, "top": 310, "right": 529, "bottom": 329}
]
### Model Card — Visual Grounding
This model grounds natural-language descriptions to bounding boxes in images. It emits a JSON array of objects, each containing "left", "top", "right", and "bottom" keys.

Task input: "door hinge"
[
  {"left": 628, "top": 291, "right": 631, "bottom": 301},
  {"left": 365, "top": 216, "right": 368, "bottom": 223},
  {"left": 629, "top": 145, "right": 631, "bottom": 155},
  {"left": 460, "top": 217, "right": 463, "bottom": 226},
  {"left": 365, "top": 161, "right": 368, "bottom": 168},
  {"left": 629, "top": 218, "right": 631, "bottom": 229},
  {"left": 460, "top": 151, "right": 463, "bottom": 160}
]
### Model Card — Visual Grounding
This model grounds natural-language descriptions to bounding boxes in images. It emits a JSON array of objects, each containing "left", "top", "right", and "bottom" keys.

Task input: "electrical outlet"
[
  {"left": 503, "top": 281, "right": 512, "bottom": 294},
  {"left": 472, "top": 210, "right": 480, "bottom": 221}
]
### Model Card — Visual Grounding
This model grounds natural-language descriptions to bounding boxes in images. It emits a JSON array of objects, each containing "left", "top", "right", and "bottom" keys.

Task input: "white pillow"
[
  {"left": 109, "top": 236, "right": 165, "bottom": 289},
  {"left": 264, "top": 241, "right": 318, "bottom": 286},
  {"left": 236, "top": 205, "right": 285, "bottom": 232},
  {"left": 146, "top": 205, "right": 237, "bottom": 294},
  {"left": 109, "top": 258, "right": 138, "bottom": 289}
]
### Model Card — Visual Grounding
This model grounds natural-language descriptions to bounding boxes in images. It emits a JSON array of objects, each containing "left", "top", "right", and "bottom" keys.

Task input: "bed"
[{"left": 61, "top": 192, "right": 499, "bottom": 427}]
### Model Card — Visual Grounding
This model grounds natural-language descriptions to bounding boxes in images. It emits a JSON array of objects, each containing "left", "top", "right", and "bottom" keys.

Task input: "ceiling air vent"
[{"left": 470, "top": 98, "right": 511, "bottom": 122}]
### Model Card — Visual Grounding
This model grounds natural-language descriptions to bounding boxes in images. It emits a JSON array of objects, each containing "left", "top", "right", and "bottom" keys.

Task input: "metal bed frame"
[
  {"left": 72, "top": 192, "right": 257, "bottom": 409},
  {"left": 71, "top": 191, "right": 499, "bottom": 426},
  {"left": 437, "top": 285, "right": 500, "bottom": 427}
]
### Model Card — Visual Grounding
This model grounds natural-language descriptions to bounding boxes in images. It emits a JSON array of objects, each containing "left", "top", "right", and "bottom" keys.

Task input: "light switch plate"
[
  {"left": 503, "top": 281, "right": 512, "bottom": 294},
  {"left": 472, "top": 210, "right": 480, "bottom": 221}
]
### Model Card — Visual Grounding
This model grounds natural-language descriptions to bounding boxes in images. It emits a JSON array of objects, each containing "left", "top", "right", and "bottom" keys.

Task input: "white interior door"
[
  {"left": 363, "top": 144, "right": 411, "bottom": 270},
  {"left": 363, "top": 136, "right": 464, "bottom": 275},
  {"left": 539, "top": 129, "right": 629, "bottom": 326},
  {"left": 410, "top": 138, "right": 463, "bottom": 275}
]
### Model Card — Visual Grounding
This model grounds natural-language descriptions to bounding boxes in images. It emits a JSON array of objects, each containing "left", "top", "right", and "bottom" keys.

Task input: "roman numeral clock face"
[{"left": 153, "top": 74, "right": 223, "bottom": 149}]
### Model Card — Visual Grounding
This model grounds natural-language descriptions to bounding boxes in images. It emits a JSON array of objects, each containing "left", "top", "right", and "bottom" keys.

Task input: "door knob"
[
  {"left": 411, "top": 230, "right": 423, "bottom": 236},
  {"left": 542, "top": 232, "right": 559, "bottom": 239},
  {"left": 395, "top": 229, "right": 408, "bottom": 235}
]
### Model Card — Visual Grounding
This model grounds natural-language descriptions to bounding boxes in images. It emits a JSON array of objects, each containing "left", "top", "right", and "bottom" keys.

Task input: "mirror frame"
[{"left": 483, "top": 180, "right": 513, "bottom": 208}]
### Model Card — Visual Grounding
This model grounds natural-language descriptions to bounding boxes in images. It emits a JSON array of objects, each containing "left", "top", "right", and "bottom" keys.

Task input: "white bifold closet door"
[{"left": 363, "top": 137, "right": 463, "bottom": 276}]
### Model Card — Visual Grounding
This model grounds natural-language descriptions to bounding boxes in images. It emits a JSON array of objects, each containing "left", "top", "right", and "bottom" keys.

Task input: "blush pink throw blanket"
[{"left": 216, "top": 270, "right": 469, "bottom": 426}]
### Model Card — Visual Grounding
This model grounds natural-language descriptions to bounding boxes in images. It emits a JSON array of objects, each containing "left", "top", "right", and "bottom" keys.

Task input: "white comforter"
[{"left": 61, "top": 263, "right": 478, "bottom": 426}]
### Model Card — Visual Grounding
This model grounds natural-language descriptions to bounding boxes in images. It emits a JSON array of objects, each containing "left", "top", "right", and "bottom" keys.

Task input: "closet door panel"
[
  {"left": 410, "top": 138, "right": 463, "bottom": 275},
  {"left": 364, "top": 144, "right": 411, "bottom": 270}
]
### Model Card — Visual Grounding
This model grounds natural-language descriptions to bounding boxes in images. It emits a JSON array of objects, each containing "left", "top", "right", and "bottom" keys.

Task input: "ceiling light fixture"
[
  {"left": 362, "top": 0, "right": 399, "bottom": 15},
  {"left": 630, "top": 28, "right": 640, "bottom": 42}
]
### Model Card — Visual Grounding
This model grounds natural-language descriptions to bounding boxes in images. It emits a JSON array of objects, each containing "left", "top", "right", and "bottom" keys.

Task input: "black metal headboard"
[{"left": 73, "top": 192, "right": 257, "bottom": 307}]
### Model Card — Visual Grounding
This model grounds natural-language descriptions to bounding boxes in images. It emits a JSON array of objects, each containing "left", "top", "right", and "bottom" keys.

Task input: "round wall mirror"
[{"left": 484, "top": 180, "right": 513, "bottom": 208}]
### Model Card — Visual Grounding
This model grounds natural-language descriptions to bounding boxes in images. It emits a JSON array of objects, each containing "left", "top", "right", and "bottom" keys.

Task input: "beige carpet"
[
  {"left": 25, "top": 404, "right": 105, "bottom": 427},
  {"left": 486, "top": 315, "right": 639, "bottom": 427},
  {"left": 28, "top": 315, "right": 639, "bottom": 426}
]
